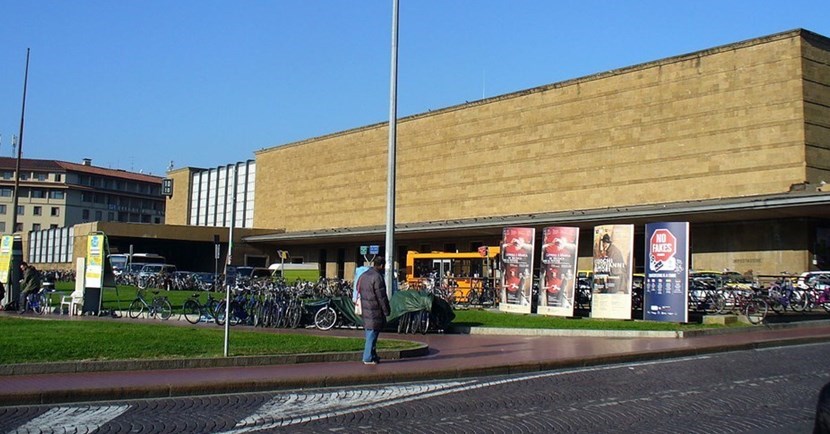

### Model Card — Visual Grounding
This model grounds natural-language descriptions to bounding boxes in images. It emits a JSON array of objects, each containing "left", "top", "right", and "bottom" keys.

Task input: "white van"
[{"left": 109, "top": 253, "right": 167, "bottom": 275}]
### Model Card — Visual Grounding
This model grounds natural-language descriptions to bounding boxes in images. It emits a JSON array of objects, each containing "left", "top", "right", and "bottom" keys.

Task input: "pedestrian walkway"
[{"left": 2, "top": 315, "right": 830, "bottom": 406}]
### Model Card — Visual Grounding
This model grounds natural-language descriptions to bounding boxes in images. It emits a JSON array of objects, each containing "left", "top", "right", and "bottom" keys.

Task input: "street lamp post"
[
  {"left": 11, "top": 49, "right": 30, "bottom": 235},
  {"left": 384, "top": 0, "right": 399, "bottom": 297}
]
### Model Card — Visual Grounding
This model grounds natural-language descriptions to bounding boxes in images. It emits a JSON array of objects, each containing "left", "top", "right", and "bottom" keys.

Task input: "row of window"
[
  {"left": 0, "top": 222, "right": 59, "bottom": 233},
  {"left": 0, "top": 204, "right": 60, "bottom": 217},
  {"left": 0, "top": 187, "right": 65, "bottom": 199},
  {"left": 80, "top": 191, "right": 163, "bottom": 210},
  {"left": 0, "top": 170, "right": 162, "bottom": 196},
  {"left": 77, "top": 174, "right": 161, "bottom": 196},
  {"left": 0, "top": 171, "right": 62, "bottom": 182}
]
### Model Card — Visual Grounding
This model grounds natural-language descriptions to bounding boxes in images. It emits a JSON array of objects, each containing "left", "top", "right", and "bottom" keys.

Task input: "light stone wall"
[
  {"left": 803, "top": 34, "right": 830, "bottom": 184},
  {"left": 254, "top": 32, "right": 816, "bottom": 233},
  {"left": 164, "top": 167, "right": 195, "bottom": 226}
]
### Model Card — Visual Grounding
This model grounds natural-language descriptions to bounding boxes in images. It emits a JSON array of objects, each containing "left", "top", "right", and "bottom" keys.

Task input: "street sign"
[
  {"left": 360, "top": 246, "right": 368, "bottom": 255},
  {"left": 369, "top": 245, "right": 379, "bottom": 255}
]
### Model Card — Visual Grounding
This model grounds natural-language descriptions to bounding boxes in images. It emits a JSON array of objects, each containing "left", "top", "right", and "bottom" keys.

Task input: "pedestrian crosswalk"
[
  {"left": 2, "top": 357, "right": 712, "bottom": 433},
  {"left": 8, "top": 405, "right": 129, "bottom": 434},
  {"left": 2, "top": 381, "right": 474, "bottom": 433}
]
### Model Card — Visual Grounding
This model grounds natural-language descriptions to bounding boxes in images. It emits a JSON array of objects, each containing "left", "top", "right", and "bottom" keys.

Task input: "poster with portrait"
[
  {"left": 644, "top": 222, "right": 689, "bottom": 323},
  {"left": 499, "top": 227, "right": 535, "bottom": 314},
  {"left": 537, "top": 226, "right": 579, "bottom": 317},
  {"left": 591, "top": 224, "right": 634, "bottom": 319}
]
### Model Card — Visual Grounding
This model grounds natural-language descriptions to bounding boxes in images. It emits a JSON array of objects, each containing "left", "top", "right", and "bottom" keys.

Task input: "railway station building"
[{"left": 158, "top": 28, "right": 830, "bottom": 280}]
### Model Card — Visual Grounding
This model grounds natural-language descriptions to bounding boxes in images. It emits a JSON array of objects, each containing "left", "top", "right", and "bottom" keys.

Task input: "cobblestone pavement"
[{"left": 2, "top": 342, "right": 825, "bottom": 433}]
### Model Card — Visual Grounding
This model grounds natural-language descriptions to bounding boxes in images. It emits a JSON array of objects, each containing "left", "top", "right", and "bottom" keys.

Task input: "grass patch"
[
  {"left": 0, "top": 317, "right": 417, "bottom": 365},
  {"left": 451, "top": 308, "right": 744, "bottom": 331},
  {"left": 47, "top": 284, "right": 210, "bottom": 311}
]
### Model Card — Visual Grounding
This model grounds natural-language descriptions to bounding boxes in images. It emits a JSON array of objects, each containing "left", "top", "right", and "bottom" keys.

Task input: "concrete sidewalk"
[{"left": 2, "top": 317, "right": 830, "bottom": 406}]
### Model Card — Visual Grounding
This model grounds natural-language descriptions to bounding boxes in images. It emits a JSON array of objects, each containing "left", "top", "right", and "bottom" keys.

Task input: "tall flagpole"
[
  {"left": 384, "top": 0, "right": 399, "bottom": 297},
  {"left": 12, "top": 48, "right": 30, "bottom": 235}
]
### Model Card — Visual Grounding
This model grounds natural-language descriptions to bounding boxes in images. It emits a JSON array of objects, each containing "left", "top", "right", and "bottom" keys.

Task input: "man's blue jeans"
[{"left": 363, "top": 329, "right": 380, "bottom": 363}]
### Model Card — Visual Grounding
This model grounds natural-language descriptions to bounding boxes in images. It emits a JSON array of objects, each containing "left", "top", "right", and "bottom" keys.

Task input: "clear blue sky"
[{"left": 1, "top": 1, "right": 828, "bottom": 176}]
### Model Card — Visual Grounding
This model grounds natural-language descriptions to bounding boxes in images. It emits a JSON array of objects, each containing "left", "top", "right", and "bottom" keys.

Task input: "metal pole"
[
  {"left": 384, "top": 0, "right": 399, "bottom": 297},
  {"left": 223, "top": 164, "right": 238, "bottom": 357},
  {"left": 11, "top": 48, "right": 30, "bottom": 235}
]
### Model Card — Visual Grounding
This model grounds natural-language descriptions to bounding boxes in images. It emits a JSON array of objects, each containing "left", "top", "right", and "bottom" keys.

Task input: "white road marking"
[
  {"left": 9, "top": 404, "right": 130, "bottom": 434},
  {"left": 219, "top": 355, "right": 713, "bottom": 433},
  {"left": 218, "top": 381, "right": 473, "bottom": 433}
]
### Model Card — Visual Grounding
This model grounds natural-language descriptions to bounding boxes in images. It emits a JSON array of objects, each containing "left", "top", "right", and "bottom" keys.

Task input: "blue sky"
[{"left": 1, "top": 1, "right": 828, "bottom": 176}]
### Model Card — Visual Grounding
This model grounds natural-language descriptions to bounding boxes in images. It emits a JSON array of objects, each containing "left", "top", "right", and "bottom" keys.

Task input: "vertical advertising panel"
[
  {"left": 644, "top": 222, "right": 689, "bottom": 322},
  {"left": 85, "top": 234, "right": 105, "bottom": 289},
  {"left": 0, "top": 235, "right": 12, "bottom": 285},
  {"left": 537, "top": 226, "right": 579, "bottom": 317},
  {"left": 591, "top": 224, "right": 634, "bottom": 319},
  {"left": 499, "top": 227, "right": 535, "bottom": 314}
]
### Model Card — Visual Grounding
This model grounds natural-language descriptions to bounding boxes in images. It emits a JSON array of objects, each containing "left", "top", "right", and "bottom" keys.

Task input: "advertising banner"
[
  {"left": 591, "top": 224, "right": 634, "bottom": 319},
  {"left": 0, "top": 235, "right": 12, "bottom": 285},
  {"left": 537, "top": 226, "right": 579, "bottom": 317},
  {"left": 644, "top": 222, "right": 689, "bottom": 322},
  {"left": 499, "top": 227, "right": 535, "bottom": 314},
  {"left": 85, "top": 234, "right": 105, "bottom": 289}
]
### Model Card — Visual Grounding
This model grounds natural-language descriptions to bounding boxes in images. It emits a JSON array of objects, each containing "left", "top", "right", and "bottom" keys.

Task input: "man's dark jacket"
[
  {"left": 21, "top": 266, "right": 41, "bottom": 294},
  {"left": 359, "top": 267, "right": 391, "bottom": 330}
]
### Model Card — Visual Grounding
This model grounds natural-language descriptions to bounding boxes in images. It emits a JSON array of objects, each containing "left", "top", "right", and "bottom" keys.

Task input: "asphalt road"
[{"left": 2, "top": 342, "right": 828, "bottom": 433}]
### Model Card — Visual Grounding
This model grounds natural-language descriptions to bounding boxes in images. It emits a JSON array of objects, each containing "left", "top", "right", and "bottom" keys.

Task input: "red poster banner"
[
  {"left": 538, "top": 226, "right": 579, "bottom": 317},
  {"left": 499, "top": 227, "right": 535, "bottom": 314}
]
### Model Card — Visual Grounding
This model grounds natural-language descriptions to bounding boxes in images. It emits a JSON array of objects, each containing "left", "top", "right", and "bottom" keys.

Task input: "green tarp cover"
[{"left": 310, "top": 291, "right": 455, "bottom": 330}]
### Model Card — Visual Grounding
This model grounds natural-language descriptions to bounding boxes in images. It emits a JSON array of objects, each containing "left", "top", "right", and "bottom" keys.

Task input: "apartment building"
[{"left": 0, "top": 157, "right": 165, "bottom": 234}]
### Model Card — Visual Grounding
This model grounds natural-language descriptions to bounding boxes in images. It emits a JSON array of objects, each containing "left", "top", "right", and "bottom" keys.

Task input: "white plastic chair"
[{"left": 60, "top": 289, "right": 84, "bottom": 316}]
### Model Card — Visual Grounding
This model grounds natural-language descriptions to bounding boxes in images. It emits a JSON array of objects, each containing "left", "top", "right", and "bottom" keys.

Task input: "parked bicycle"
[
  {"left": 719, "top": 288, "right": 768, "bottom": 324},
  {"left": 182, "top": 292, "right": 220, "bottom": 324},
  {"left": 128, "top": 288, "right": 173, "bottom": 320},
  {"left": 397, "top": 309, "right": 430, "bottom": 334},
  {"left": 313, "top": 297, "right": 358, "bottom": 331}
]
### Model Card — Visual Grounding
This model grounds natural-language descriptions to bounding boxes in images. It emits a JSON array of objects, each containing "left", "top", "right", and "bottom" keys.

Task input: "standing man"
[
  {"left": 599, "top": 234, "right": 629, "bottom": 294},
  {"left": 359, "top": 257, "right": 391, "bottom": 365},
  {"left": 18, "top": 261, "right": 42, "bottom": 313}
]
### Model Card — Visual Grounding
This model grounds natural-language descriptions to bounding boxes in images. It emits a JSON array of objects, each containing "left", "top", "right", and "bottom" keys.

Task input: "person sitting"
[{"left": 18, "top": 261, "right": 42, "bottom": 313}]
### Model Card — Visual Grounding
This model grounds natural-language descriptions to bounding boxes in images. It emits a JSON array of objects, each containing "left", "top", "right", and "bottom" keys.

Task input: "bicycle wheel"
[
  {"left": 419, "top": 310, "right": 430, "bottom": 335},
  {"left": 397, "top": 312, "right": 407, "bottom": 334},
  {"left": 712, "top": 293, "right": 728, "bottom": 314},
  {"left": 314, "top": 306, "right": 337, "bottom": 330},
  {"left": 288, "top": 303, "right": 303, "bottom": 328},
  {"left": 158, "top": 298, "right": 173, "bottom": 320},
  {"left": 128, "top": 299, "right": 145, "bottom": 319},
  {"left": 745, "top": 298, "right": 768, "bottom": 325},
  {"left": 32, "top": 295, "right": 45, "bottom": 315},
  {"left": 789, "top": 291, "right": 808, "bottom": 312},
  {"left": 214, "top": 301, "right": 228, "bottom": 325},
  {"left": 205, "top": 299, "right": 219, "bottom": 321},
  {"left": 183, "top": 299, "right": 201, "bottom": 324},
  {"left": 770, "top": 297, "right": 785, "bottom": 314}
]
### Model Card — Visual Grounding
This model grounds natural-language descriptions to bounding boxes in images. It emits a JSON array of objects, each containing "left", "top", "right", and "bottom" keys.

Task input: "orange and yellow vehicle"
[{"left": 404, "top": 247, "right": 501, "bottom": 303}]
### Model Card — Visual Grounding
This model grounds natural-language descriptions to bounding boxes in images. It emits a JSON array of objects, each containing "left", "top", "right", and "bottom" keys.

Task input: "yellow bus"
[{"left": 404, "top": 247, "right": 501, "bottom": 303}]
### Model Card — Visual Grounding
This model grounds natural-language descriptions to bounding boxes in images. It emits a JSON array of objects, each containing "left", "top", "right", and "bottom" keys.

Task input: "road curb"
[
  {"left": 447, "top": 318, "right": 830, "bottom": 338},
  {"left": 0, "top": 344, "right": 430, "bottom": 377}
]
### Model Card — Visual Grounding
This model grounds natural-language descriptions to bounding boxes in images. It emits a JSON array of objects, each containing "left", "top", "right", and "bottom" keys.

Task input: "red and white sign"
[{"left": 650, "top": 229, "right": 677, "bottom": 262}]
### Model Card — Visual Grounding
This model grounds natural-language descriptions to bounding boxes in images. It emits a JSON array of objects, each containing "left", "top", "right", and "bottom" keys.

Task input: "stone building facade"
[{"left": 167, "top": 29, "right": 830, "bottom": 279}]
